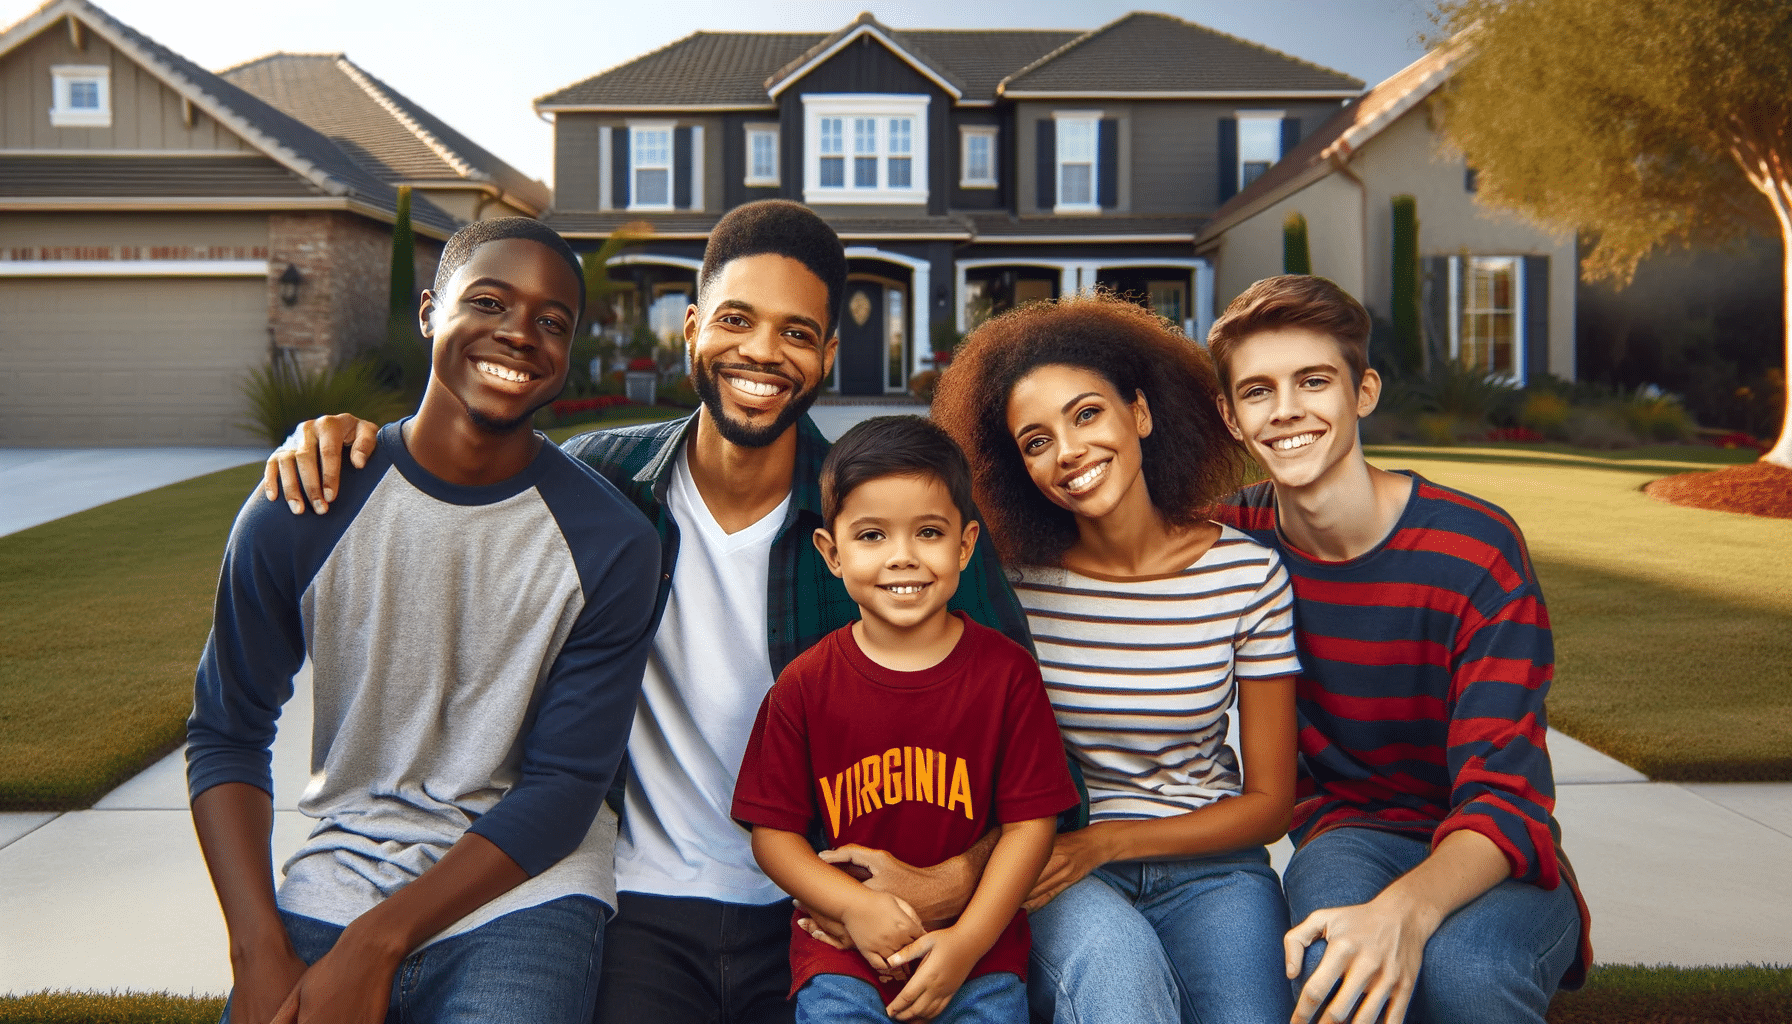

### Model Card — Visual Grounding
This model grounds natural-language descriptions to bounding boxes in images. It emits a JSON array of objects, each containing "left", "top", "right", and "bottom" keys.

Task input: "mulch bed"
[{"left": 1645, "top": 461, "right": 1792, "bottom": 519}]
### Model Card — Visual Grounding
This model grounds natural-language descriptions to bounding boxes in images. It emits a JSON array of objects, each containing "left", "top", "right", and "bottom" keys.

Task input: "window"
[
  {"left": 1451, "top": 256, "right": 1523, "bottom": 380},
  {"left": 630, "top": 123, "right": 673, "bottom": 210},
  {"left": 1236, "top": 111, "right": 1284, "bottom": 188},
  {"left": 50, "top": 65, "right": 110, "bottom": 128},
  {"left": 1053, "top": 113, "right": 1099, "bottom": 212},
  {"left": 746, "top": 125, "right": 779, "bottom": 186},
  {"left": 960, "top": 127, "right": 996, "bottom": 187},
  {"left": 803, "top": 94, "right": 929, "bottom": 204}
]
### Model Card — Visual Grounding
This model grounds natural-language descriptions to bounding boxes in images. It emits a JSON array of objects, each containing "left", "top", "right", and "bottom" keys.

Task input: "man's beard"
[{"left": 693, "top": 356, "right": 822, "bottom": 448}]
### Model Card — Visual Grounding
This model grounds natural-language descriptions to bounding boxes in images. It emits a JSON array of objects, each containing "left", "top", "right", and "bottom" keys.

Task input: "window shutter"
[
  {"left": 1097, "top": 118, "right": 1119, "bottom": 209},
  {"left": 673, "top": 126, "right": 693, "bottom": 209},
  {"left": 1280, "top": 118, "right": 1301, "bottom": 160},
  {"left": 612, "top": 127, "right": 630, "bottom": 209},
  {"left": 1423, "top": 255, "right": 1451, "bottom": 370},
  {"left": 1036, "top": 119, "right": 1055, "bottom": 210},
  {"left": 1523, "top": 255, "right": 1550, "bottom": 383},
  {"left": 1218, "top": 117, "right": 1238, "bottom": 203}
]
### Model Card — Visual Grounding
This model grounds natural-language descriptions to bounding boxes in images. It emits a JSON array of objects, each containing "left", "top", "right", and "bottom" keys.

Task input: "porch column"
[
  {"left": 1194, "top": 260, "right": 1216, "bottom": 344},
  {"left": 912, "top": 261, "right": 931, "bottom": 380},
  {"left": 1060, "top": 264, "right": 1078, "bottom": 299},
  {"left": 955, "top": 262, "right": 969, "bottom": 333}
]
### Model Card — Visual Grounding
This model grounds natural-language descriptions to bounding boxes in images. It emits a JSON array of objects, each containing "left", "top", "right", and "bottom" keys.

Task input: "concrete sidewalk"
[
  {"left": 3, "top": 707, "right": 1787, "bottom": 996},
  {"left": 0, "top": 447, "right": 267, "bottom": 538}
]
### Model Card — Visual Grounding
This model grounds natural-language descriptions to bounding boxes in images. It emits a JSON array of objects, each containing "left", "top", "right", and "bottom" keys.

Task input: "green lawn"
[
  {"left": 1365, "top": 444, "right": 1790, "bottom": 781},
  {"left": 542, "top": 405, "right": 686, "bottom": 444},
  {"left": 0, "top": 440, "right": 1782, "bottom": 811}
]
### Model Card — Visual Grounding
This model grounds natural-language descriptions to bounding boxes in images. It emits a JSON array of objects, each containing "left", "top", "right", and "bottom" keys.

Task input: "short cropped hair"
[
  {"left": 931, "top": 292, "right": 1248, "bottom": 568},
  {"left": 700, "top": 200, "right": 848, "bottom": 337},
  {"left": 1207, "top": 275, "right": 1370, "bottom": 393},
  {"left": 820, "top": 415, "right": 977, "bottom": 532},
  {"left": 433, "top": 217, "right": 586, "bottom": 319}
]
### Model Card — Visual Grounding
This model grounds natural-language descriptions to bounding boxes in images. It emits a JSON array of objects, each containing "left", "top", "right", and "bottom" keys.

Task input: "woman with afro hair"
[{"left": 931, "top": 292, "right": 1300, "bottom": 1024}]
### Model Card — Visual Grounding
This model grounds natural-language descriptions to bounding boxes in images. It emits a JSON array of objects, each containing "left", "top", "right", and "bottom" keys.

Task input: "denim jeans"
[
  {"left": 221, "top": 895, "right": 604, "bottom": 1024},
  {"left": 1283, "top": 828, "right": 1581, "bottom": 1024},
  {"left": 797, "top": 971, "right": 1026, "bottom": 1024},
  {"left": 1027, "top": 847, "right": 1293, "bottom": 1024}
]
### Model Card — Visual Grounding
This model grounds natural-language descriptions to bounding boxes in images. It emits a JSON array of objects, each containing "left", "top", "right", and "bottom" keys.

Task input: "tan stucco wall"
[
  {"left": 0, "top": 211, "right": 270, "bottom": 251},
  {"left": 0, "top": 20, "right": 251, "bottom": 151},
  {"left": 1213, "top": 173, "right": 1364, "bottom": 310}
]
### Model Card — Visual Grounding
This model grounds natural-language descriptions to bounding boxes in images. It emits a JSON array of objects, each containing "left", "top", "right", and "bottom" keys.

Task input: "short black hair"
[
  {"left": 699, "top": 200, "right": 847, "bottom": 337},
  {"left": 821, "top": 415, "right": 977, "bottom": 532},
  {"left": 434, "top": 217, "right": 585, "bottom": 319}
]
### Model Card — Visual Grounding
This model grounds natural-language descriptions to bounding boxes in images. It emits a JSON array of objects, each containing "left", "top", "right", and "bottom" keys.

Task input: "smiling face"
[
  {"left": 1218, "top": 325, "right": 1380, "bottom": 491},
  {"left": 1004, "top": 363, "right": 1155, "bottom": 524},
  {"left": 418, "top": 237, "right": 580, "bottom": 433},
  {"left": 687, "top": 253, "right": 837, "bottom": 449},
  {"left": 813, "top": 473, "right": 978, "bottom": 635}
]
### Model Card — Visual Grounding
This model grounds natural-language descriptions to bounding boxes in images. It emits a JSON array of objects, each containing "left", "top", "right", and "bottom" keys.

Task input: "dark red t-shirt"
[{"left": 732, "top": 613, "right": 1077, "bottom": 1001}]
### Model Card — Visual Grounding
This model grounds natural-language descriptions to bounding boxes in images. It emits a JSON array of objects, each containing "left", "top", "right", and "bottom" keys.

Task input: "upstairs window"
[
  {"left": 746, "top": 125, "right": 779, "bottom": 186},
  {"left": 1236, "top": 112, "right": 1283, "bottom": 188},
  {"left": 51, "top": 65, "right": 110, "bottom": 128},
  {"left": 960, "top": 126, "right": 996, "bottom": 188},
  {"left": 630, "top": 124, "right": 673, "bottom": 210},
  {"left": 1054, "top": 113, "right": 1099, "bottom": 212},
  {"left": 803, "top": 94, "right": 929, "bottom": 204}
]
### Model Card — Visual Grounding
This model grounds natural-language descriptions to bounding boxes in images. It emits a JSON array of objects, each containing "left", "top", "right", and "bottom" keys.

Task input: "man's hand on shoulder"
[{"left": 263, "top": 414, "right": 381, "bottom": 515}]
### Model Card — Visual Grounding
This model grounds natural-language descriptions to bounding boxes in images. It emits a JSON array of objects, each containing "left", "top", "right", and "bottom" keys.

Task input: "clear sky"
[{"left": 2, "top": 0, "right": 1441, "bottom": 186}]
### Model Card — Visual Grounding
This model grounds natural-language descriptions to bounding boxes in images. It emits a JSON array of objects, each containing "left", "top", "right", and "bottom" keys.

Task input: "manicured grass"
[
  {"left": 0, "top": 465, "right": 265, "bottom": 811},
  {"left": 3, "top": 966, "right": 1784, "bottom": 1023},
  {"left": 542, "top": 405, "right": 687, "bottom": 444},
  {"left": 1366, "top": 445, "right": 1792, "bottom": 781}
]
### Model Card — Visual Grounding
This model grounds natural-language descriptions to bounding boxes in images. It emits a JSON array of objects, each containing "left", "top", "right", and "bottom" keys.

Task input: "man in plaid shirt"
[{"left": 264, "top": 201, "right": 1034, "bottom": 1024}]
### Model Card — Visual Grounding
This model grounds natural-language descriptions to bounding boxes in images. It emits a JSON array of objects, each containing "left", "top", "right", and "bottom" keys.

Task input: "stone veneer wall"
[{"left": 265, "top": 212, "right": 444, "bottom": 372}]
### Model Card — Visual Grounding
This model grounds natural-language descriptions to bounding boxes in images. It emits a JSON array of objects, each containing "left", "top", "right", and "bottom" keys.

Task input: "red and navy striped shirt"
[{"left": 1215, "top": 472, "right": 1591, "bottom": 984}]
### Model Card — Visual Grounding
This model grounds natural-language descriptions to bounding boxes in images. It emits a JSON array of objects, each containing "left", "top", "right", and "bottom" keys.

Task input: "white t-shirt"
[{"left": 613, "top": 446, "right": 792, "bottom": 904}]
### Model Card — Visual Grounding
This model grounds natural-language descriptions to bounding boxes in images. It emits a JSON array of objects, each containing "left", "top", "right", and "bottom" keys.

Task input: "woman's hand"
[{"left": 1022, "top": 825, "right": 1112, "bottom": 912}]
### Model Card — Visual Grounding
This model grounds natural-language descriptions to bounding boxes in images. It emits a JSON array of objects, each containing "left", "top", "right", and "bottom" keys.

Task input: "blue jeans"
[
  {"left": 1283, "top": 828, "right": 1581, "bottom": 1024},
  {"left": 797, "top": 971, "right": 1025, "bottom": 1024},
  {"left": 221, "top": 895, "right": 604, "bottom": 1024},
  {"left": 1027, "top": 847, "right": 1293, "bottom": 1024}
]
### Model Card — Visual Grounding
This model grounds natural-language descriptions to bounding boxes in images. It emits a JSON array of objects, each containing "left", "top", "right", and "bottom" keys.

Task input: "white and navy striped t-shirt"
[{"left": 1012, "top": 525, "right": 1301, "bottom": 822}]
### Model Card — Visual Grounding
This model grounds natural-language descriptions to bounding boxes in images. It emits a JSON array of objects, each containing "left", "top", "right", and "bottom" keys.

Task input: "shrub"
[
  {"left": 1416, "top": 413, "right": 1462, "bottom": 444},
  {"left": 1520, "top": 391, "right": 1572, "bottom": 437},
  {"left": 239, "top": 358, "right": 410, "bottom": 447},
  {"left": 1564, "top": 407, "right": 1641, "bottom": 449},
  {"left": 1417, "top": 360, "right": 1521, "bottom": 428},
  {"left": 1390, "top": 195, "right": 1422, "bottom": 375},
  {"left": 909, "top": 369, "right": 941, "bottom": 402},
  {"left": 1621, "top": 387, "right": 1697, "bottom": 442},
  {"left": 1283, "top": 211, "right": 1311, "bottom": 275},
  {"left": 656, "top": 373, "right": 700, "bottom": 407}
]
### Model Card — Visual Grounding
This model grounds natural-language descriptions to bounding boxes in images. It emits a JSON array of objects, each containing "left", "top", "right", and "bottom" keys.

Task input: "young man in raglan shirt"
[
  {"left": 1205, "top": 275, "right": 1592, "bottom": 1024},
  {"left": 260, "top": 200, "right": 1037, "bottom": 1024},
  {"left": 188, "top": 218, "right": 661, "bottom": 1024}
]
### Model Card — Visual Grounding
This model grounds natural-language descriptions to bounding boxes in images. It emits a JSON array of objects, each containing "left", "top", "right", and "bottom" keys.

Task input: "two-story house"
[
  {"left": 0, "top": 0, "right": 545, "bottom": 445},
  {"left": 535, "top": 11, "right": 1362, "bottom": 396}
]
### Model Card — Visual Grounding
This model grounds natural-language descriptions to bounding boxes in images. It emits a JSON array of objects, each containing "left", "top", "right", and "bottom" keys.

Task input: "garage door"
[{"left": 0, "top": 276, "right": 269, "bottom": 446}]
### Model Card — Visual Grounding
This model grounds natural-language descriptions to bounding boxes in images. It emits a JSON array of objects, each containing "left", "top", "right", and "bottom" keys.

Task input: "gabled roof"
[
  {"left": 1196, "top": 39, "right": 1467, "bottom": 245},
  {"left": 534, "top": 11, "right": 1347, "bottom": 112},
  {"left": 222, "top": 53, "right": 549, "bottom": 215},
  {"left": 0, "top": 0, "right": 457, "bottom": 236},
  {"left": 1000, "top": 12, "right": 1363, "bottom": 97}
]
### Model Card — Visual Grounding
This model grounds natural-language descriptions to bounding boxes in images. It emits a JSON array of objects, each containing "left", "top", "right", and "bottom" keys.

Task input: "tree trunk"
[
  {"left": 1769, "top": 224, "right": 1792, "bottom": 467},
  {"left": 1728, "top": 119, "right": 1792, "bottom": 467}
]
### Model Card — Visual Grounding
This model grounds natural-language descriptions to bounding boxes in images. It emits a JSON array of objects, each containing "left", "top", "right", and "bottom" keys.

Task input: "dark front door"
[{"left": 837, "top": 281, "right": 884, "bottom": 396}]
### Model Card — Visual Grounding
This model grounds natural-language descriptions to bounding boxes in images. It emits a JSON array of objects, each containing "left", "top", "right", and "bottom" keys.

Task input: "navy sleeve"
[{"left": 465, "top": 458, "right": 662, "bottom": 875}]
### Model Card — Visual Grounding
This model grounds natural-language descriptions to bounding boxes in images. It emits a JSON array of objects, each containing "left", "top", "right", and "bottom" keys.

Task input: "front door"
[{"left": 836, "top": 280, "right": 886, "bottom": 396}]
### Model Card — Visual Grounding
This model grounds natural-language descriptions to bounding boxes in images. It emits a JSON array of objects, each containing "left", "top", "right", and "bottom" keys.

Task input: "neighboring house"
[
  {"left": 535, "top": 11, "right": 1362, "bottom": 396},
  {"left": 1195, "top": 39, "right": 1576, "bottom": 384},
  {"left": 0, "top": 0, "right": 541, "bottom": 446}
]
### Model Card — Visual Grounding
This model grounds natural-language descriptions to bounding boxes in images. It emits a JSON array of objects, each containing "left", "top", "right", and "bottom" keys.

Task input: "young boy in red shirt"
[{"left": 732, "top": 415, "right": 1076, "bottom": 1023}]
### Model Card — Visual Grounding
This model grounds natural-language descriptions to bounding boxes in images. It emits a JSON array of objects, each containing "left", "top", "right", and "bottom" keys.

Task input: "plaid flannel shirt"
[{"left": 560, "top": 411, "right": 1088, "bottom": 829}]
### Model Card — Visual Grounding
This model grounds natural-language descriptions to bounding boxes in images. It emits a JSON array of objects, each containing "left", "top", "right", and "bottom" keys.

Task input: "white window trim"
[
  {"left": 627, "top": 120, "right": 675, "bottom": 212},
  {"left": 1447, "top": 255, "right": 1526, "bottom": 384},
  {"left": 745, "top": 124, "right": 780, "bottom": 187},
  {"left": 959, "top": 126, "right": 997, "bottom": 188},
  {"left": 1052, "top": 110, "right": 1102, "bottom": 214},
  {"left": 50, "top": 65, "right": 111, "bottom": 128},
  {"left": 1234, "top": 109, "right": 1285, "bottom": 191},
  {"left": 802, "top": 94, "right": 930, "bottom": 205}
]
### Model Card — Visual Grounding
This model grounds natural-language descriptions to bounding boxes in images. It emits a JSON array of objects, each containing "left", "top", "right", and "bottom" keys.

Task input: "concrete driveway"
[{"left": 0, "top": 447, "right": 268, "bottom": 538}]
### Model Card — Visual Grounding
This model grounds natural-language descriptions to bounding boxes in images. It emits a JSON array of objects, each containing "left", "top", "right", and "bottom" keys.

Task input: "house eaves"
[
  {"left": 1000, "top": 89, "right": 1362, "bottom": 100},
  {"left": 536, "top": 103, "right": 777, "bottom": 113},
  {"left": 764, "top": 14, "right": 964, "bottom": 101}
]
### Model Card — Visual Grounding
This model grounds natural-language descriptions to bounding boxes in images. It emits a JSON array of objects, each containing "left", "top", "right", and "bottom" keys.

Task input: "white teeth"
[
  {"left": 1271, "top": 432, "right": 1321, "bottom": 452},
  {"left": 1066, "top": 461, "right": 1108, "bottom": 492},
  {"left": 882, "top": 584, "right": 926, "bottom": 595},
  {"left": 728, "top": 376, "right": 783, "bottom": 397},
  {"left": 477, "top": 361, "right": 530, "bottom": 383}
]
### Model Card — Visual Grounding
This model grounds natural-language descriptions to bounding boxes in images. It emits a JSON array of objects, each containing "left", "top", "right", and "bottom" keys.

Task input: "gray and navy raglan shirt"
[{"left": 186, "top": 420, "right": 660, "bottom": 943}]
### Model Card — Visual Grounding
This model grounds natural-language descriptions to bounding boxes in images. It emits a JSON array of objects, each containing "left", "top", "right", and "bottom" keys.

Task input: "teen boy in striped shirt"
[{"left": 1206, "top": 275, "right": 1590, "bottom": 1024}]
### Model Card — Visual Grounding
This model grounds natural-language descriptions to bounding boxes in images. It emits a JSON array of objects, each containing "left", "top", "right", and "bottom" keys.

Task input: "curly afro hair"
[{"left": 931, "top": 292, "right": 1248, "bottom": 567}]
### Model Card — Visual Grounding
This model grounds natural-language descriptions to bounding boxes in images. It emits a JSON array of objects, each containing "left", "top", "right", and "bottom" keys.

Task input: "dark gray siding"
[
  {"left": 1132, "top": 98, "right": 1348, "bottom": 215},
  {"left": 554, "top": 113, "right": 606, "bottom": 212},
  {"left": 722, "top": 112, "right": 783, "bottom": 209},
  {"left": 948, "top": 110, "right": 1006, "bottom": 211}
]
